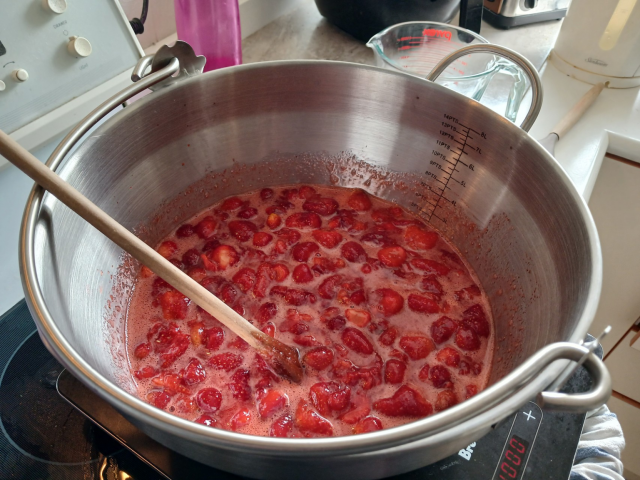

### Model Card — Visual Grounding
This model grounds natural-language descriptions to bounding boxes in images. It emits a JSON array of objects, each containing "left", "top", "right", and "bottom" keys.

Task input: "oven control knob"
[
  {"left": 41, "top": 0, "right": 68, "bottom": 14},
  {"left": 0, "top": 80, "right": 5, "bottom": 91},
  {"left": 67, "top": 36, "right": 92, "bottom": 58},
  {"left": 11, "top": 69, "right": 29, "bottom": 82}
]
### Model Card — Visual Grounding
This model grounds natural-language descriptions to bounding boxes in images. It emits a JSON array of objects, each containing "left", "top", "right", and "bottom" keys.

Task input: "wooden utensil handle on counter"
[{"left": 552, "top": 82, "right": 606, "bottom": 140}]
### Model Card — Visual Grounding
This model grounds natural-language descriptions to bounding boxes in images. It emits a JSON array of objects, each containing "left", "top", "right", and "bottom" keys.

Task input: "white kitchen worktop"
[{"left": 530, "top": 64, "right": 640, "bottom": 201}]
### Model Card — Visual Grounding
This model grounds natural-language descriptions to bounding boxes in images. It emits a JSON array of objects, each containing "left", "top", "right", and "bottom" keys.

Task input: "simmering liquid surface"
[{"left": 127, "top": 185, "right": 493, "bottom": 437}]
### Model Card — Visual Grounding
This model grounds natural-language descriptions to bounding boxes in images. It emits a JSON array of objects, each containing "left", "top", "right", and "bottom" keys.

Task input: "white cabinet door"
[{"left": 588, "top": 156, "right": 640, "bottom": 353}]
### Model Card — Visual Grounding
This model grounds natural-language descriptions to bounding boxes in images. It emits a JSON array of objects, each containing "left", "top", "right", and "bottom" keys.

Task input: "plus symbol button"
[{"left": 523, "top": 410, "right": 536, "bottom": 421}]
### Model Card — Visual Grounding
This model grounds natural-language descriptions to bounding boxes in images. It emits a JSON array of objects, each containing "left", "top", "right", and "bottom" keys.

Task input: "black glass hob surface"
[{"left": 1, "top": 300, "right": 594, "bottom": 479}]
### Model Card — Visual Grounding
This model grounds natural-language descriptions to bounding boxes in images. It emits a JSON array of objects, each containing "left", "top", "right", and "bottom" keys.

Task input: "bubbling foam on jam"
[{"left": 126, "top": 184, "right": 493, "bottom": 438}]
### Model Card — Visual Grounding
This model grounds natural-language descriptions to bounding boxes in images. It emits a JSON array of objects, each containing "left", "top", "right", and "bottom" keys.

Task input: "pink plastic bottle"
[{"left": 174, "top": 0, "right": 242, "bottom": 72}]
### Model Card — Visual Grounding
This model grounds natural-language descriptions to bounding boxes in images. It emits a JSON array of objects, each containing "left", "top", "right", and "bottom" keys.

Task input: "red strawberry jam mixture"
[{"left": 127, "top": 185, "right": 493, "bottom": 438}]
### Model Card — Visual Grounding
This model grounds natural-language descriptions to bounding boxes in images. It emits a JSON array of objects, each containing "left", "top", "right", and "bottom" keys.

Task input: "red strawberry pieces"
[
  {"left": 134, "top": 342, "right": 151, "bottom": 359},
  {"left": 258, "top": 390, "right": 289, "bottom": 418},
  {"left": 318, "top": 274, "right": 343, "bottom": 299},
  {"left": 407, "top": 293, "right": 439, "bottom": 314},
  {"left": 226, "top": 369, "right": 252, "bottom": 401},
  {"left": 342, "top": 328, "right": 374, "bottom": 355},
  {"left": 331, "top": 358, "right": 382, "bottom": 390},
  {"left": 256, "top": 302, "right": 277, "bottom": 325},
  {"left": 266, "top": 213, "right": 282, "bottom": 229},
  {"left": 431, "top": 316, "right": 458, "bottom": 344},
  {"left": 182, "top": 248, "right": 201, "bottom": 267},
  {"left": 208, "top": 352, "right": 244, "bottom": 371},
  {"left": 196, "top": 414, "right": 217, "bottom": 427},
  {"left": 374, "top": 288, "right": 404, "bottom": 316},
  {"left": 410, "top": 258, "right": 450, "bottom": 276},
  {"left": 203, "top": 327, "right": 224, "bottom": 350},
  {"left": 228, "top": 408, "right": 252, "bottom": 431},
  {"left": 384, "top": 359, "right": 407, "bottom": 384},
  {"left": 429, "top": 365, "right": 452, "bottom": 389},
  {"left": 228, "top": 220, "right": 258, "bottom": 242},
  {"left": 304, "top": 347, "right": 335, "bottom": 371},
  {"left": 286, "top": 212, "right": 321, "bottom": 229},
  {"left": 377, "top": 246, "right": 407, "bottom": 267},
  {"left": 176, "top": 223, "right": 195, "bottom": 238},
  {"left": 157, "top": 241, "right": 178, "bottom": 258},
  {"left": 436, "top": 346, "right": 461, "bottom": 367},
  {"left": 208, "top": 245, "right": 239, "bottom": 270},
  {"left": 455, "top": 327, "right": 481, "bottom": 351},
  {"left": 158, "top": 291, "right": 189, "bottom": 320},
  {"left": 147, "top": 390, "right": 172, "bottom": 409},
  {"left": 134, "top": 366, "right": 157, "bottom": 380},
  {"left": 461, "top": 304, "right": 490, "bottom": 337},
  {"left": 341, "top": 242, "right": 367, "bottom": 263},
  {"left": 253, "top": 232, "right": 273, "bottom": 247},
  {"left": 399, "top": 335, "right": 434, "bottom": 360},
  {"left": 312, "top": 229, "right": 343, "bottom": 249},
  {"left": 303, "top": 196, "right": 339, "bottom": 216},
  {"left": 435, "top": 390, "right": 458, "bottom": 412},
  {"left": 132, "top": 185, "right": 493, "bottom": 437},
  {"left": 373, "top": 385, "right": 433, "bottom": 417},
  {"left": 348, "top": 189, "right": 372, "bottom": 211},
  {"left": 182, "top": 358, "right": 206, "bottom": 386},
  {"left": 260, "top": 188, "right": 274, "bottom": 200},
  {"left": 269, "top": 414, "right": 294, "bottom": 437},
  {"left": 379, "top": 326, "right": 398, "bottom": 346},
  {"left": 353, "top": 416, "right": 383, "bottom": 434},
  {"left": 232, "top": 267, "right": 256, "bottom": 293},
  {"left": 195, "top": 216, "right": 217, "bottom": 239},
  {"left": 455, "top": 285, "right": 481, "bottom": 301},
  {"left": 421, "top": 275, "right": 444, "bottom": 298},
  {"left": 153, "top": 323, "right": 189, "bottom": 368},
  {"left": 279, "top": 309, "right": 311, "bottom": 334},
  {"left": 309, "top": 382, "right": 351, "bottom": 416},
  {"left": 295, "top": 401, "right": 334, "bottom": 436},
  {"left": 345, "top": 308, "right": 371, "bottom": 327},
  {"left": 270, "top": 286, "right": 316, "bottom": 306},
  {"left": 292, "top": 264, "right": 314, "bottom": 284},
  {"left": 196, "top": 387, "right": 222, "bottom": 413},
  {"left": 298, "top": 185, "right": 317, "bottom": 199},
  {"left": 220, "top": 196, "right": 244, "bottom": 211},
  {"left": 292, "top": 242, "right": 320, "bottom": 262},
  {"left": 404, "top": 225, "right": 438, "bottom": 250}
]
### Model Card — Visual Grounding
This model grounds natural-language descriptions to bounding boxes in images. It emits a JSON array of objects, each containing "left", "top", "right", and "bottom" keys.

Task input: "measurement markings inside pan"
[{"left": 414, "top": 113, "right": 486, "bottom": 224}]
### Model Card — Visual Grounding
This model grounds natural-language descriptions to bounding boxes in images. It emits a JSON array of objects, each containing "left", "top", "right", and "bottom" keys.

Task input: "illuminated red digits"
[
  {"left": 501, "top": 462, "right": 517, "bottom": 478},
  {"left": 506, "top": 450, "right": 521, "bottom": 466},
  {"left": 510, "top": 437, "right": 526, "bottom": 454}
]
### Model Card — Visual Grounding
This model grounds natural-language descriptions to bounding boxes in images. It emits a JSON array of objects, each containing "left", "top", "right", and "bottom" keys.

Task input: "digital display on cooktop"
[{"left": 496, "top": 434, "right": 530, "bottom": 480}]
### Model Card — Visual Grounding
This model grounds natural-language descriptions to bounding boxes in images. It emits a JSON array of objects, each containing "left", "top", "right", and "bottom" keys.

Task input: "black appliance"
[{"left": 314, "top": 0, "right": 484, "bottom": 42}]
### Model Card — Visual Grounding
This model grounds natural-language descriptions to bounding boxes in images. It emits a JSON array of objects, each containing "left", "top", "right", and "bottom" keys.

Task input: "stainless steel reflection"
[{"left": 20, "top": 59, "right": 604, "bottom": 479}]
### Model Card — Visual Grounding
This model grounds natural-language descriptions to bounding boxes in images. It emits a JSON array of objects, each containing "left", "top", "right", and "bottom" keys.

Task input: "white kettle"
[{"left": 550, "top": 0, "right": 640, "bottom": 88}]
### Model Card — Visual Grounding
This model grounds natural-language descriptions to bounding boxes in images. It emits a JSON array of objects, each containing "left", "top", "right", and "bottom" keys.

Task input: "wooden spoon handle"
[
  {"left": 551, "top": 82, "right": 606, "bottom": 140},
  {"left": 0, "top": 130, "right": 269, "bottom": 354}
]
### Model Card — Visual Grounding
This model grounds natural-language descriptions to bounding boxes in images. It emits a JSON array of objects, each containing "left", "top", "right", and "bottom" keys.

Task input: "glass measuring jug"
[{"left": 367, "top": 22, "right": 529, "bottom": 122}]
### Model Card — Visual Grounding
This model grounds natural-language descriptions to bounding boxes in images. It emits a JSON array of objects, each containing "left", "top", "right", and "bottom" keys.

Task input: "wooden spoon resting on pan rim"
[{"left": 0, "top": 129, "right": 304, "bottom": 383}]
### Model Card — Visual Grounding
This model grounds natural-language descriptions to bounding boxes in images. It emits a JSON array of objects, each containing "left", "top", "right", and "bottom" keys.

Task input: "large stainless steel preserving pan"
[{"left": 19, "top": 44, "right": 609, "bottom": 479}]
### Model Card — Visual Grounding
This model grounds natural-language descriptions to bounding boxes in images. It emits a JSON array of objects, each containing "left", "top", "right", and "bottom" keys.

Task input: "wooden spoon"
[{"left": 0, "top": 130, "right": 304, "bottom": 383}]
